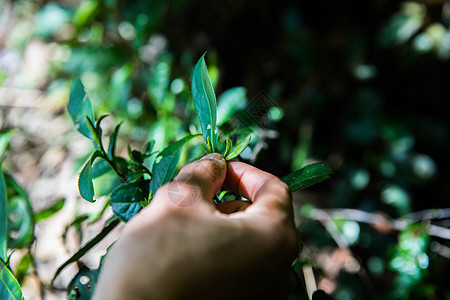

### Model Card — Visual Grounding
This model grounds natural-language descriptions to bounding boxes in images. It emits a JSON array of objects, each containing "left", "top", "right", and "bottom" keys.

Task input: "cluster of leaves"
[
  {"left": 0, "top": 133, "right": 66, "bottom": 300},
  {"left": 46, "top": 54, "right": 332, "bottom": 298},
  {"left": 3, "top": 0, "right": 450, "bottom": 299}
]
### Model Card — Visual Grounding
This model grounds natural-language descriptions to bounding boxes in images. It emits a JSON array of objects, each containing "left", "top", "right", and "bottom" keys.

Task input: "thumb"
[
  {"left": 174, "top": 153, "right": 226, "bottom": 202},
  {"left": 152, "top": 153, "right": 226, "bottom": 209}
]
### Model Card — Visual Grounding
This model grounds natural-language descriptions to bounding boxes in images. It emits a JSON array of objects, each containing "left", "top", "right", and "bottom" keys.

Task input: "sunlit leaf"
[
  {"left": 78, "top": 151, "right": 102, "bottom": 202},
  {"left": 0, "top": 130, "right": 14, "bottom": 158},
  {"left": 223, "top": 138, "right": 233, "bottom": 157},
  {"left": 74, "top": 0, "right": 100, "bottom": 28},
  {"left": 68, "top": 79, "right": 95, "bottom": 140},
  {"left": 149, "top": 54, "right": 172, "bottom": 110},
  {"left": 217, "top": 87, "right": 247, "bottom": 125},
  {"left": 14, "top": 252, "right": 32, "bottom": 284},
  {"left": 281, "top": 163, "right": 333, "bottom": 192},
  {"left": 52, "top": 217, "right": 119, "bottom": 285},
  {"left": 149, "top": 135, "right": 198, "bottom": 196},
  {"left": 192, "top": 53, "right": 218, "bottom": 152},
  {"left": 110, "top": 63, "right": 132, "bottom": 110},
  {"left": 225, "top": 136, "right": 251, "bottom": 161},
  {"left": 33, "top": 198, "right": 65, "bottom": 222}
]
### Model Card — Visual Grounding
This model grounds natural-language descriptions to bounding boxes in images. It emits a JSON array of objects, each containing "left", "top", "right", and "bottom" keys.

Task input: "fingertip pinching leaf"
[
  {"left": 225, "top": 136, "right": 251, "bottom": 161},
  {"left": 78, "top": 150, "right": 103, "bottom": 202},
  {"left": 192, "top": 53, "right": 218, "bottom": 152},
  {"left": 68, "top": 79, "right": 95, "bottom": 140},
  {"left": 281, "top": 163, "right": 333, "bottom": 192}
]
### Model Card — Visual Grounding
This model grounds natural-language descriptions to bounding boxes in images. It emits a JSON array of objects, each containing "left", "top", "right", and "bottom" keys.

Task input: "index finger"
[{"left": 224, "top": 161, "right": 293, "bottom": 217}]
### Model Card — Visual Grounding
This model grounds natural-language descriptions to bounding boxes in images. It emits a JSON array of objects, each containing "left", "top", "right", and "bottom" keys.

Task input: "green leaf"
[
  {"left": 6, "top": 196, "right": 33, "bottom": 249},
  {"left": 0, "top": 257, "right": 24, "bottom": 300},
  {"left": 4, "top": 175, "right": 34, "bottom": 249},
  {"left": 223, "top": 138, "right": 233, "bottom": 158},
  {"left": 94, "top": 114, "right": 109, "bottom": 147},
  {"left": 110, "top": 182, "right": 145, "bottom": 222},
  {"left": 91, "top": 159, "right": 113, "bottom": 179},
  {"left": 217, "top": 87, "right": 247, "bottom": 125},
  {"left": 52, "top": 217, "right": 119, "bottom": 286},
  {"left": 33, "top": 198, "right": 65, "bottom": 222},
  {"left": 281, "top": 163, "right": 333, "bottom": 192},
  {"left": 73, "top": 0, "right": 99, "bottom": 28},
  {"left": 14, "top": 252, "right": 32, "bottom": 284},
  {"left": 68, "top": 79, "right": 95, "bottom": 140},
  {"left": 225, "top": 136, "right": 251, "bottom": 160},
  {"left": 0, "top": 130, "right": 14, "bottom": 158},
  {"left": 192, "top": 53, "right": 218, "bottom": 152},
  {"left": 108, "top": 122, "right": 122, "bottom": 160},
  {"left": 78, "top": 151, "right": 103, "bottom": 202},
  {"left": 128, "top": 146, "right": 144, "bottom": 164},
  {"left": 200, "top": 144, "right": 209, "bottom": 154},
  {"left": 143, "top": 140, "right": 155, "bottom": 157},
  {"left": 67, "top": 266, "right": 99, "bottom": 300},
  {"left": 149, "top": 135, "right": 197, "bottom": 197},
  {"left": 0, "top": 165, "right": 7, "bottom": 262},
  {"left": 148, "top": 54, "right": 172, "bottom": 110}
]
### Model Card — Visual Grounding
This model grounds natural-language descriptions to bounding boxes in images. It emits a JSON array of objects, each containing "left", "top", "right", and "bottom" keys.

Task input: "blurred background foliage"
[{"left": 1, "top": 0, "right": 450, "bottom": 299}]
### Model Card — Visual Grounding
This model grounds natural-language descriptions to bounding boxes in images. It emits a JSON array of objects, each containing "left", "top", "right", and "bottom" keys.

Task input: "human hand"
[{"left": 93, "top": 153, "right": 300, "bottom": 300}]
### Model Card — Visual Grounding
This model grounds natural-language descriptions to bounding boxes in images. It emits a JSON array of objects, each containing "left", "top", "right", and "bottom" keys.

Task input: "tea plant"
[{"left": 0, "top": 54, "right": 332, "bottom": 300}]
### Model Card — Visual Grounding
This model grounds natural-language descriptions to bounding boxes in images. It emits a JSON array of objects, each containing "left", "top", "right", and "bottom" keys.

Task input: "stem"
[{"left": 103, "top": 155, "right": 126, "bottom": 181}]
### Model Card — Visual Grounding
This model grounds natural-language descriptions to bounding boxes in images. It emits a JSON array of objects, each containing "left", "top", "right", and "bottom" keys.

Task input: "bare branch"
[{"left": 308, "top": 208, "right": 450, "bottom": 240}]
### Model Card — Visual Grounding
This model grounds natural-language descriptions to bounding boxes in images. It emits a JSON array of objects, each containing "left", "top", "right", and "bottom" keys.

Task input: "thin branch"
[
  {"left": 309, "top": 208, "right": 450, "bottom": 240},
  {"left": 311, "top": 209, "right": 380, "bottom": 300}
]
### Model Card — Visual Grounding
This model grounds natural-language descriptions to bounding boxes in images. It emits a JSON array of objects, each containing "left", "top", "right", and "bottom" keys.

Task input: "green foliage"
[
  {"left": 55, "top": 55, "right": 333, "bottom": 296},
  {"left": 389, "top": 224, "right": 431, "bottom": 298},
  {"left": 0, "top": 167, "right": 24, "bottom": 300},
  {"left": 4, "top": 1, "right": 450, "bottom": 297}
]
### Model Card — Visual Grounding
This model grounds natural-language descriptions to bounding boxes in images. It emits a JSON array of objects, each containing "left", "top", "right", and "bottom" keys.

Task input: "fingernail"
[{"left": 200, "top": 153, "right": 225, "bottom": 163}]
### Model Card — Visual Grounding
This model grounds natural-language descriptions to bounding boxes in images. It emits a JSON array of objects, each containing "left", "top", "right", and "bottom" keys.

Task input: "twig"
[
  {"left": 302, "top": 264, "right": 317, "bottom": 300},
  {"left": 312, "top": 210, "right": 380, "bottom": 300},
  {"left": 309, "top": 208, "right": 450, "bottom": 240}
]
